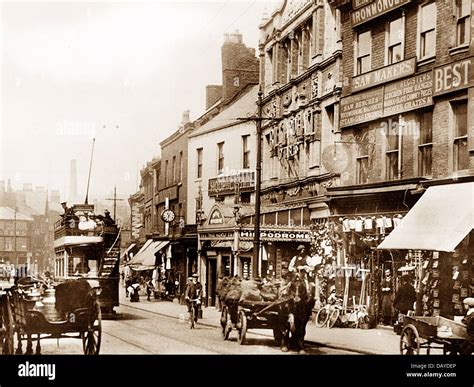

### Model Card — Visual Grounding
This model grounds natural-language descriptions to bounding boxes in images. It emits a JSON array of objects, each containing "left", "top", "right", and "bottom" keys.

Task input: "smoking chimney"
[{"left": 69, "top": 159, "right": 78, "bottom": 203}]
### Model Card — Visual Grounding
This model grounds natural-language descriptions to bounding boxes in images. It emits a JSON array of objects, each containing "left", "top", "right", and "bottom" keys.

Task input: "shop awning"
[
  {"left": 120, "top": 243, "right": 136, "bottom": 260},
  {"left": 377, "top": 182, "right": 474, "bottom": 252},
  {"left": 128, "top": 240, "right": 170, "bottom": 268}
]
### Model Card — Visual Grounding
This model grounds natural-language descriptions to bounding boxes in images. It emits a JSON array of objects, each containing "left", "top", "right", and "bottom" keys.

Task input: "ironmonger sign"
[{"left": 352, "top": 0, "right": 411, "bottom": 27}]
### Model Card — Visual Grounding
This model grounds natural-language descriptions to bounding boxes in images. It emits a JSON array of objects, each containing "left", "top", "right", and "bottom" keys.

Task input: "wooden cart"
[
  {"left": 220, "top": 299, "right": 286, "bottom": 345},
  {"left": 0, "top": 280, "right": 101, "bottom": 355},
  {"left": 399, "top": 315, "right": 471, "bottom": 355}
]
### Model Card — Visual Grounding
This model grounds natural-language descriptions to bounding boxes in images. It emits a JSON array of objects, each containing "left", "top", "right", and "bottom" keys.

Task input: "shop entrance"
[{"left": 207, "top": 258, "right": 217, "bottom": 307}]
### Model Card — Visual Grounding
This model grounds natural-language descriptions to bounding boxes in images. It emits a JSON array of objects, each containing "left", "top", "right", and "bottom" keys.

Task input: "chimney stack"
[
  {"left": 205, "top": 85, "right": 223, "bottom": 110},
  {"left": 221, "top": 30, "right": 259, "bottom": 105}
]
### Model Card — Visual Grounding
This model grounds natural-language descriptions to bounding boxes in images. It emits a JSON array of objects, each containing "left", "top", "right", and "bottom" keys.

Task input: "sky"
[{"left": 1, "top": 0, "right": 280, "bottom": 201}]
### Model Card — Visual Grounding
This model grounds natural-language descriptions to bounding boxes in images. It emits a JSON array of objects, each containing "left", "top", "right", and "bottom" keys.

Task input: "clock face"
[{"left": 161, "top": 209, "right": 175, "bottom": 223}]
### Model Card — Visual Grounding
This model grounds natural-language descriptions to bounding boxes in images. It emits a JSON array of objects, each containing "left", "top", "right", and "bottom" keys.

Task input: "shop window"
[
  {"left": 290, "top": 208, "right": 302, "bottom": 227},
  {"left": 419, "top": 2, "right": 436, "bottom": 59},
  {"left": 455, "top": 0, "right": 471, "bottom": 46},
  {"left": 418, "top": 110, "right": 433, "bottom": 176},
  {"left": 453, "top": 101, "right": 469, "bottom": 171},
  {"left": 387, "top": 16, "right": 404, "bottom": 64},
  {"left": 240, "top": 192, "right": 251, "bottom": 204},
  {"left": 356, "top": 30, "right": 371, "bottom": 75},
  {"left": 196, "top": 148, "right": 203, "bottom": 179},
  {"left": 278, "top": 210, "right": 289, "bottom": 226},
  {"left": 222, "top": 256, "right": 231, "bottom": 277},
  {"left": 4, "top": 237, "right": 13, "bottom": 251},
  {"left": 386, "top": 118, "right": 400, "bottom": 181},
  {"left": 217, "top": 142, "right": 225, "bottom": 175}
]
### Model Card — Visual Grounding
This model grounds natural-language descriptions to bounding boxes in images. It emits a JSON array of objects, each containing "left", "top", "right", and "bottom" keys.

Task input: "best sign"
[{"left": 433, "top": 58, "right": 473, "bottom": 97}]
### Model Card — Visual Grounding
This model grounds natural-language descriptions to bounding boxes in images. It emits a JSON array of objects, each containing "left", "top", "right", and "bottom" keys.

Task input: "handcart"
[
  {"left": 0, "top": 278, "right": 102, "bottom": 355},
  {"left": 399, "top": 315, "right": 471, "bottom": 355}
]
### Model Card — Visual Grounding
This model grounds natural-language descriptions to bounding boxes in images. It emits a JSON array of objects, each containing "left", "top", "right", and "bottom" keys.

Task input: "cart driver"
[{"left": 288, "top": 245, "right": 314, "bottom": 277}]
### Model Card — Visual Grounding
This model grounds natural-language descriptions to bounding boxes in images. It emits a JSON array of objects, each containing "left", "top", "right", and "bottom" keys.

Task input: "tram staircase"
[{"left": 99, "top": 246, "right": 120, "bottom": 277}]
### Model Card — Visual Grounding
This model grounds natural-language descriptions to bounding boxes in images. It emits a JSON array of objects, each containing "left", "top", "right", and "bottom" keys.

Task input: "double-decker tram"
[{"left": 53, "top": 203, "right": 120, "bottom": 316}]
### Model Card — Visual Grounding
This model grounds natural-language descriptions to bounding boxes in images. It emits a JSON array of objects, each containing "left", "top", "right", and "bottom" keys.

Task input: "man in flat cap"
[
  {"left": 461, "top": 297, "right": 474, "bottom": 354},
  {"left": 288, "top": 245, "right": 314, "bottom": 276}
]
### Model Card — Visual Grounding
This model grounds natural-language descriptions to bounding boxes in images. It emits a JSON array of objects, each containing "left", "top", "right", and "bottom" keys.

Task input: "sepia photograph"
[{"left": 0, "top": 0, "right": 473, "bottom": 385}]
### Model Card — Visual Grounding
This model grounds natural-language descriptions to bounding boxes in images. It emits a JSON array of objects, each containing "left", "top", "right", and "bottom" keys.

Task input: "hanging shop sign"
[
  {"left": 208, "top": 171, "right": 255, "bottom": 197},
  {"left": 240, "top": 228, "right": 312, "bottom": 242},
  {"left": 340, "top": 87, "right": 384, "bottom": 128},
  {"left": 352, "top": 58, "right": 416, "bottom": 93},
  {"left": 351, "top": 0, "right": 411, "bottom": 27},
  {"left": 383, "top": 71, "right": 433, "bottom": 116},
  {"left": 433, "top": 57, "right": 474, "bottom": 97}
]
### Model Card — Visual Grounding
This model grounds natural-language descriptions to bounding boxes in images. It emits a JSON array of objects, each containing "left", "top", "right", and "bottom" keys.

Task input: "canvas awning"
[
  {"left": 120, "top": 243, "right": 136, "bottom": 260},
  {"left": 128, "top": 240, "right": 170, "bottom": 268},
  {"left": 377, "top": 182, "right": 474, "bottom": 252}
]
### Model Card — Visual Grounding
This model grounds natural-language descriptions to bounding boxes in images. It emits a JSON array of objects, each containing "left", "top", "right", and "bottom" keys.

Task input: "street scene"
[{"left": 1, "top": 0, "right": 474, "bottom": 371}]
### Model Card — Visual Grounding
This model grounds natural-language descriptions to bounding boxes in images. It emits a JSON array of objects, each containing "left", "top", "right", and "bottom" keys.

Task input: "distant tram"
[{"left": 53, "top": 203, "right": 120, "bottom": 316}]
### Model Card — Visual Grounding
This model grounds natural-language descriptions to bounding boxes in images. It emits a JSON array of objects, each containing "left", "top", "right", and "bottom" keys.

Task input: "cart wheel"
[
  {"left": 315, "top": 308, "right": 329, "bottom": 328},
  {"left": 220, "top": 306, "right": 227, "bottom": 329},
  {"left": 82, "top": 302, "right": 102, "bottom": 355},
  {"left": 328, "top": 308, "right": 340, "bottom": 329},
  {"left": 273, "top": 328, "right": 283, "bottom": 346},
  {"left": 400, "top": 325, "right": 420, "bottom": 355},
  {"left": 238, "top": 310, "right": 247, "bottom": 345},
  {"left": 1, "top": 297, "right": 14, "bottom": 355},
  {"left": 443, "top": 342, "right": 460, "bottom": 355}
]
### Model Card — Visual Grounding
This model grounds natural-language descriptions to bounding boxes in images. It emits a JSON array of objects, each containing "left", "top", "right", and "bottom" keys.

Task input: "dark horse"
[{"left": 276, "top": 272, "right": 315, "bottom": 353}]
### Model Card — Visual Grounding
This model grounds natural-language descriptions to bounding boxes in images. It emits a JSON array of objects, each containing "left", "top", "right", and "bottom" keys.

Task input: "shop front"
[{"left": 378, "top": 181, "right": 474, "bottom": 320}]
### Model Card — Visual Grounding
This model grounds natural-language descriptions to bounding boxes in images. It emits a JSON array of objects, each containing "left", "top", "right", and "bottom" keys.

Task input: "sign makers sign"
[{"left": 351, "top": 0, "right": 411, "bottom": 27}]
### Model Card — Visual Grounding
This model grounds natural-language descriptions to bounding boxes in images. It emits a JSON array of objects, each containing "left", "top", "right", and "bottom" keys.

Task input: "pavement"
[{"left": 117, "top": 285, "right": 401, "bottom": 355}]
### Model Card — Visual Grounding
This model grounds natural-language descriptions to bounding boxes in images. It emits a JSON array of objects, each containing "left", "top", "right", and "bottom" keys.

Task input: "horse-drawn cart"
[
  {"left": 0, "top": 278, "right": 101, "bottom": 355},
  {"left": 400, "top": 315, "right": 472, "bottom": 355},
  {"left": 220, "top": 299, "right": 285, "bottom": 345}
]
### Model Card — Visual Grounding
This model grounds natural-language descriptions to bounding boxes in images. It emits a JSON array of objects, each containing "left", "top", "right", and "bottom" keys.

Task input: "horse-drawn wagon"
[
  {"left": 0, "top": 277, "right": 101, "bottom": 355},
  {"left": 217, "top": 273, "right": 315, "bottom": 351}
]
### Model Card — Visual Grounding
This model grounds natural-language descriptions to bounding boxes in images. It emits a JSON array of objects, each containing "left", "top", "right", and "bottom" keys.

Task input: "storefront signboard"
[
  {"left": 383, "top": 71, "right": 433, "bottom": 116},
  {"left": 240, "top": 229, "right": 312, "bottom": 242},
  {"left": 433, "top": 57, "right": 474, "bottom": 97},
  {"left": 352, "top": 0, "right": 411, "bottom": 27},
  {"left": 340, "top": 87, "right": 384, "bottom": 128},
  {"left": 352, "top": 58, "right": 416, "bottom": 93},
  {"left": 352, "top": 0, "right": 373, "bottom": 10}
]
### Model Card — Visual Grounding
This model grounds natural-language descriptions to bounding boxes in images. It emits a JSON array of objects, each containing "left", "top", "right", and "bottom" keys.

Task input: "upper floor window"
[
  {"left": 356, "top": 127, "right": 370, "bottom": 184},
  {"left": 356, "top": 30, "right": 371, "bottom": 75},
  {"left": 387, "top": 16, "right": 404, "bottom": 64},
  {"left": 453, "top": 101, "right": 469, "bottom": 171},
  {"left": 419, "top": 2, "right": 436, "bottom": 59},
  {"left": 418, "top": 110, "right": 433, "bottom": 176},
  {"left": 172, "top": 156, "right": 176, "bottom": 183},
  {"left": 196, "top": 148, "right": 203, "bottom": 179},
  {"left": 179, "top": 151, "right": 183, "bottom": 182},
  {"left": 164, "top": 160, "right": 169, "bottom": 186},
  {"left": 456, "top": 0, "right": 471, "bottom": 46},
  {"left": 386, "top": 118, "right": 400, "bottom": 181},
  {"left": 217, "top": 142, "right": 225, "bottom": 174},
  {"left": 242, "top": 135, "right": 250, "bottom": 169}
]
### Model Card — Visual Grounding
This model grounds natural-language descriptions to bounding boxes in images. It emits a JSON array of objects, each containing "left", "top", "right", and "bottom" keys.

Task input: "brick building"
[{"left": 328, "top": 0, "right": 474, "bottom": 322}]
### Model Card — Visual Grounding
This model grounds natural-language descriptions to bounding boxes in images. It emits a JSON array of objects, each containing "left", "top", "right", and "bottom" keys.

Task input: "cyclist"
[{"left": 185, "top": 274, "right": 202, "bottom": 326}]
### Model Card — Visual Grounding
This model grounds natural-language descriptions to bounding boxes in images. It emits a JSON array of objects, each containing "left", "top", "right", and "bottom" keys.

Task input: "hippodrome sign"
[{"left": 240, "top": 229, "right": 312, "bottom": 242}]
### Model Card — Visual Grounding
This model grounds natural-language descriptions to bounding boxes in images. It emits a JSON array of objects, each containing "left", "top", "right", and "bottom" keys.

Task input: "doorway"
[{"left": 207, "top": 258, "right": 217, "bottom": 307}]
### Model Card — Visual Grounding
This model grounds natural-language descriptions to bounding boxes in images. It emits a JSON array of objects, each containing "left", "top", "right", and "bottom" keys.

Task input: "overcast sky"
[{"left": 1, "top": 0, "right": 279, "bottom": 201}]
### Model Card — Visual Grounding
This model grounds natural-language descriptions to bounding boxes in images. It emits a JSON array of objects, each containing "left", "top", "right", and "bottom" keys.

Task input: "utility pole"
[
  {"left": 106, "top": 186, "right": 125, "bottom": 222},
  {"left": 237, "top": 89, "right": 281, "bottom": 279}
]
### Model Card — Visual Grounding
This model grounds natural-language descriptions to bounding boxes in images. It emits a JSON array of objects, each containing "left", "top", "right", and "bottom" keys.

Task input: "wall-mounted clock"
[{"left": 161, "top": 209, "right": 176, "bottom": 223}]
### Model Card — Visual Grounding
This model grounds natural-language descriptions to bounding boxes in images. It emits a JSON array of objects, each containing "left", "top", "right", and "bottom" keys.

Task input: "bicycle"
[{"left": 188, "top": 298, "right": 200, "bottom": 329}]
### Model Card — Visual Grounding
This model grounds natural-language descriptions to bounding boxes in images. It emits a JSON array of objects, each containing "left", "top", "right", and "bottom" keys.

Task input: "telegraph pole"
[{"left": 106, "top": 186, "right": 125, "bottom": 221}]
